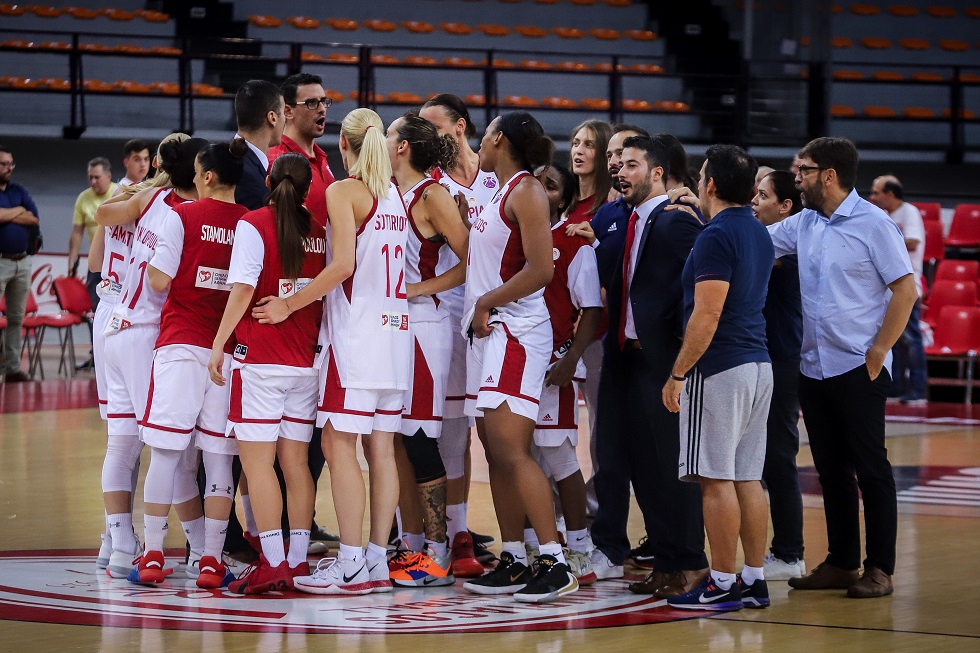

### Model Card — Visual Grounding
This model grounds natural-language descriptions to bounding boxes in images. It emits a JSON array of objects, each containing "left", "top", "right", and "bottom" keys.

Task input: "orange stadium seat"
[
  {"left": 370, "top": 54, "right": 400, "bottom": 64},
  {"left": 326, "top": 18, "right": 358, "bottom": 30},
  {"left": 592, "top": 62, "right": 626, "bottom": 72},
  {"left": 149, "top": 45, "right": 180, "bottom": 55},
  {"left": 364, "top": 19, "right": 397, "bottom": 32},
  {"left": 589, "top": 28, "right": 621, "bottom": 40},
  {"left": 939, "top": 39, "right": 969, "bottom": 51},
  {"left": 904, "top": 107, "right": 937, "bottom": 118},
  {"left": 799, "top": 36, "right": 811, "bottom": 46},
  {"left": 864, "top": 105, "right": 897, "bottom": 117},
  {"left": 959, "top": 73, "right": 980, "bottom": 83},
  {"left": 571, "top": 0, "right": 597, "bottom": 5},
  {"left": 325, "top": 89, "right": 345, "bottom": 103},
  {"left": 441, "top": 22, "right": 473, "bottom": 35},
  {"left": 388, "top": 91, "right": 425, "bottom": 103},
  {"left": 114, "top": 81, "right": 152, "bottom": 94},
  {"left": 604, "top": 0, "right": 633, "bottom": 6},
  {"left": 861, "top": 37, "right": 892, "bottom": 49},
  {"left": 79, "top": 43, "right": 111, "bottom": 52},
  {"left": 535, "top": 0, "right": 560, "bottom": 4},
  {"left": 542, "top": 96, "right": 578, "bottom": 108},
  {"left": 67, "top": 7, "right": 99, "bottom": 19},
  {"left": 444, "top": 56, "right": 478, "bottom": 67},
  {"left": 301, "top": 52, "right": 326, "bottom": 62},
  {"left": 625, "top": 29, "right": 657, "bottom": 41},
  {"left": 850, "top": 4, "right": 881, "bottom": 15},
  {"left": 911, "top": 202, "right": 942, "bottom": 222},
  {"left": 138, "top": 10, "right": 170, "bottom": 22},
  {"left": 288, "top": 17, "right": 320, "bottom": 29},
  {"left": 38, "top": 77, "right": 70, "bottom": 91},
  {"left": 327, "top": 53, "right": 359, "bottom": 63},
  {"left": 552, "top": 27, "right": 585, "bottom": 39},
  {"left": 966, "top": 7, "right": 980, "bottom": 18},
  {"left": 831, "top": 3, "right": 843, "bottom": 13},
  {"left": 10, "top": 78, "right": 40, "bottom": 89},
  {"left": 888, "top": 4, "right": 919, "bottom": 16},
  {"left": 655, "top": 100, "right": 690, "bottom": 112},
  {"left": 490, "top": 58, "right": 516, "bottom": 68},
  {"left": 465, "top": 94, "right": 486, "bottom": 106},
  {"left": 150, "top": 81, "right": 180, "bottom": 95},
  {"left": 515, "top": 25, "right": 548, "bottom": 37},
  {"left": 831, "top": 105, "right": 857, "bottom": 117},
  {"left": 630, "top": 63, "right": 665, "bottom": 74},
  {"left": 556, "top": 60, "right": 589, "bottom": 71},
  {"left": 926, "top": 6, "right": 957, "bottom": 18},
  {"left": 478, "top": 24, "right": 510, "bottom": 36},
  {"left": 519, "top": 59, "right": 553, "bottom": 69},
  {"left": 942, "top": 108, "right": 977, "bottom": 119},
  {"left": 83, "top": 80, "right": 113, "bottom": 92},
  {"left": 936, "top": 260, "right": 980, "bottom": 284},
  {"left": 912, "top": 72, "right": 945, "bottom": 82},
  {"left": 900, "top": 38, "right": 930, "bottom": 50},
  {"left": 193, "top": 83, "right": 224, "bottom": 96},
  {"left": 1, "top": 40, "right": 31, "bottom": 49},
  {"left": 39, "top": 41, "right": 71, "bottom": 50},
  {"left": 404, "top": 55, "right": 439, "bottom": 65},
  {"left": 403, "top": 20, "right": 435, "bottom": 33},
  {"left": 834, "top": 70, "right": 866, "bottom": 80},
  {"left": 621, "top": 98, "right": 652, "bottom": 111},
  {"left": 30, "top": 5, "right": 63, "bottom": 18},
  {"left": 249, "top": 15, "right": 281, "bottom": 28},
  {"left": 104, "top": 9, "right": 135, "bottom": 21},
  {"left": 832, "top": 36, "right": 854, "bottom": 48},
  {"left": 502, "top": 95, "right": 539, "bottom": 107},
  {"left": 0, "top": 5, "right": 27, "bottom": 16},
  {"left": 580, "top": 97, "right": 611, "bottom": 110},
  {"left": 947, "top": 204, "right": 980, "bottom": 248},
  {"left": 873, "top": 71, "right": 904, "bottom": 81}
]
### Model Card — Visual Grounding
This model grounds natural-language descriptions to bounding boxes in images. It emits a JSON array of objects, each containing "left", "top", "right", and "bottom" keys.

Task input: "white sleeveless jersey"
[
  {"left": 106, "top": 188, "right": 185, "bottom": 333},
  {"left": 318, "top": 181, "right": 411, "bottom": 390},
  {"left": 464, "top": 170, "right": 549, "bottom": 333},
  {"left": 98, "top": 221, "right": 135, "bottom": 304},
  {"left": 402, "top": 177, "right": 450, "bottom": 324},
  {"left": 432, "top": 167, "right": 500, "bottom": 320}
]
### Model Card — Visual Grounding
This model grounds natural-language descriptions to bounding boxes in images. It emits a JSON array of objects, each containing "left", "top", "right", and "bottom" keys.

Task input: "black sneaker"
[
  {"left": 514, "top": 554, "right": 579, "bottom": 603},
  {"left": 470, "top": 530, "right": 496, "bottom": 547},
  {"left": 462, "top": 551, "right": 531, "bottom": 595},
  {"left": 739, "top": 575, "right": 771, "bottom": 608},
  {"left": 473, "top": 539, "right": 497, "bottom": 564},
  {"left": 311, "top": 525, "right": 340, "bottom": 543},
  {"left": 627, "top": 536, "right": 656, "bottom": 569}
]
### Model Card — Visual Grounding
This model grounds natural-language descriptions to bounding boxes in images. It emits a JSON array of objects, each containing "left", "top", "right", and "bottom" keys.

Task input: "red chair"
[
  {"left": 51, "top": 276, "right": 92, "bottom": 376},
  {"left": 923, "top": 219, "right": 945, "bottom": 265},
  {"left": 911, "top": 201, "right": 940, "bottom": 222},
  {"left": 922, "top": 280, "right": 978, "bottom": 328},
  {"left": 0, "top": 291, "right": 46, "bottom": 379},
  {"left": 934, "top": 260, "right": 980, "bottom": 286},
  {"left": 925, "top": 305, "right": 980, "bottom": 403},
  {"left": 946, "top": 204, "right": 980, "bottom": 248}
]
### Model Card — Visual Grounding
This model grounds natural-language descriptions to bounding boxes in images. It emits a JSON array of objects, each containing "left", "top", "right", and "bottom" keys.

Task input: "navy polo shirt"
[
  {"left": 682, "top": 205, "right": 773, "bottom": 377},
  {"left": 0, "top": 182, "right": 39, "bottom": 254}
]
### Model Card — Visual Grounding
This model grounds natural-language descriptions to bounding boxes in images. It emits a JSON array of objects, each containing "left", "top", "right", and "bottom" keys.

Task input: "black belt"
[{"left": 0, "top": 252, "right": 28, "bottom": 261}]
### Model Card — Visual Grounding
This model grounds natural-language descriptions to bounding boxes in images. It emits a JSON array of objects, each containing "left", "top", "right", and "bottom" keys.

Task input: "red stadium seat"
[
  {"left": 465, "top": 94, "right": 486, "bottom": 106},
  {"left": 0, "top": 291, "right": 45, "bottom": 379},
  {"left": 580, "top": 97, "right": 611, "bottom": 110},
  {"left": 926, "top": 306, "right": 980, "bottom": 355},
  {"left": 834, "top": 70, "right": 866, "bottom": 80},
  {"left": 51, "top": 276, "right": 92, "bottom": 377},
  {"left": 923, "top": 280, "right": 978, "bottom": 328},
  {"left": 444, "top": 56, "right": 478, "bottom": 67},
  {"left": 370, "top": 54, "right": 400, "bottom": 64},
  {"left": 911, "top": 202, "right": 941, "bottom": 223},
  {"left": 923, "top": 219, "right": 945, "bottom": 264},
  {"left": 832, "top": 36, "right": 854, "bottom": 48},
  {"left": 542, "top": 96, "right": 578, "bottom": 108},
  {"left": 864, "top": 106, "right": 897, "bottom": 118},
  {"left": 301, "top": 52, "right": 326, "bottom": 62},
  {"left": 515, "top": 25, "right": 548, "bottom": 38},
  {"left": 519, "top": 59, "right": 553, "bottom": 70},
  {"left": 942, "top": 107, "right": 977, "bottom": 119},
  {"left": 654, "top": 100, "right": 690, "bottom": 112},
  {"left": 327, "top": 53, "right": 359, "bottom": 63},
  {"left": 912, "top": 72, "right": 945, "bottom": 82},
  {"left": 935, "top": 260, "right": 980, "bottom": 285},
  {"left": 621, "top": 98, "right": 652, "bottom": 111},
  {"left": 404, "top": 55, "right": 439, "bottom": 66},
  {"left": 630, "top": 63, "right": 665, "bottom": 74},
  {"left": 625, "top": 29, "right": 657, "bottom": 41},
  {"left": 556, "top": 61, "right": 590, "bottom": 71},
  {"left": 552, "top": 27, "right": 585, "bottom": 39},
  {"left": 478, "top": 24, "right": 510, "bottom": 36},
  {"left": 104, "top": 9, "right": 136, "bottom": 21},
  {"left": 589, "top": 28, "right": 621, "bottom": 40},
  {"left": 946, "top": 204, "right": 980, "bottom": 247}
]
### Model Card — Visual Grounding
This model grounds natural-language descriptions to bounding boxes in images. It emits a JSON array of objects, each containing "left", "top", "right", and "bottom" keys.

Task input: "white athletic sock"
[
  {"left": 287, "top": 529, "right": 310, "bottom": 568},
  {"left": 108, "top": 513, "right": 137, "bottom": 553},
  {"left": 143, "top": 514, "right": 169, "bottom": 552},
  {"left": 426, "top": 539, "right": 448, "bottom": 559},
  {"left": 240, "top": 495, "right": 258, "bottom": 535},
  {"left": 203, "top": 518, "right": 227, "bottom": 559},
  {"left": 395, "top": 507, "right": 404, "bottom": 542},
  {"left": 404, "top": 532, "right": 424, "bottom": 552},
  {"left": 741, "top": 564, "right": 765, "bottom": 586},
  {"left": 104, "top": 512, "right": 113, "bottom": 547},
  {"left": 366, "top": 542, "right": 387, "bottom": 562},
  {"left": 710, "top": 569, "right": 736, "bottom": 590},
  {"left": 539, "top": 541, "right": 566, "bottom": 565},
  {"left": 502, "top": 541, "right": 528, "bottom": 565},
  {"left": 341, "top": 543, "right": 365, "bottom": 563},
  {"left": 181, "top": 516, "right": 205, "bottom": 554},
  {"left": 523, "top": 528, "right": 540, "bottom": 549},
  {"left": 567, "top": 528, "right": 592, "bottom": 553},
  {"left": 259, "top": 529, "right": 286, "bottom": 566},
  {"left": 446, "top": 503, "right": 466, "bottom": 540}
]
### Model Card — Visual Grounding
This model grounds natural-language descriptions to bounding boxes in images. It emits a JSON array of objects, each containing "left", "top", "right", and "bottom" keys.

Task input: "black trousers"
[
  {"left": 799, "top": 365, "right": 897, "bottom": 575},
  {"left": 762, "top": 358, "right": 804, "bottom": 562},
  {"left": 591, "top": 347, "right": 708, "bottom": 571}
]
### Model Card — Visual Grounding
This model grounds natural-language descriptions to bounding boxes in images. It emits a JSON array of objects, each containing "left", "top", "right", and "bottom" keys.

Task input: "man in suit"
[
  {"left": 588, "top": 136, "right": 709, "bottom": 597},
  {"left": 234, "top": 79, "right": 285, "bottom": 210}
]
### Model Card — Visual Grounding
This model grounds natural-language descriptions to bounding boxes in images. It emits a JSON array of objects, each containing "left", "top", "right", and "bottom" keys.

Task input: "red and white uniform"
[
  {"left": 464, "top": 171, "right": 552, "bottom": 422},
  {"left": 140, "top": 198, "right": 247, "bottom": 454},
  {"left": 400, "top": 177, "right": 452, "bottom": 439},
  {"left": 225, "top": 207, "right": 327, "bottom": 443},
  {"left": 317, "top": 181, "right": 411, "bottom": 435},
  {"left": 94, "top": 221, "right": 135, "bottom": 419},
  {"left": 431, "top": 166, "right": 498, "bottom": 418},
  {"left": 534, "top": 220, "right": 602, "bottom": 447},
  {"left": 103, "top": 188, "right": 187, "bottom": 436}
]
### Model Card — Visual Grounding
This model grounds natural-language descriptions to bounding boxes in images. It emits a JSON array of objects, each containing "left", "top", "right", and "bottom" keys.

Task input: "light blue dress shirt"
[{"left": 767, "top": 189, "right": 913, "bottom": 380}]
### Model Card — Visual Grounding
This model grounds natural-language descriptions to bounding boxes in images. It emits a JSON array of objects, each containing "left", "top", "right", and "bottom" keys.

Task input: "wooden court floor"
[{"left": 1, "top": 378, "right": 979, "bottom": 652}]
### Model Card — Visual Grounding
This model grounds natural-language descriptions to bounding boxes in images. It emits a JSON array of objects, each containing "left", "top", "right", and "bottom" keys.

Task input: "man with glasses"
[
  {"left": 767, "top": 137, "right": 917, "bottom": 599},
  {"left": 0, "top": 145, "right": 40, "bottom": 382},
  {"left": 270, "top": 74, "right": 335, "bottom": 228}
]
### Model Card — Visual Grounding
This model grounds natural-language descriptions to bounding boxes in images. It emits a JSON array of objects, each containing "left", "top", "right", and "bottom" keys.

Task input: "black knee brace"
[{"left": 403, "top": 432, "right": 446, "bottom": 484}]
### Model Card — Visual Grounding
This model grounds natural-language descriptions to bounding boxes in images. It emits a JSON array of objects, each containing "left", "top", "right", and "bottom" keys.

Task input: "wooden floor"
[{"left": 1, "top": 374, "right": 979, "bottom": 652}]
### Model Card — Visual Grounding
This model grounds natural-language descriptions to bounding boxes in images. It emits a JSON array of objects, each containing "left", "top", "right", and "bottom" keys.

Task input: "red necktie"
[{"left": 619, "top": 210, "right": 640, "bottom": 350}]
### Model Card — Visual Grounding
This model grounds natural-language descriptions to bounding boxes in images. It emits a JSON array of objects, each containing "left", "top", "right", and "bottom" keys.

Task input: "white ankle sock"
[
  {"left": 143, "top": 514, "right": 169, "bottom": 552},
  {"left": 203, "top": 518, "right": 227, "bottom": 559},
  {"left": 366, "top": 542, "right": 387, "bottom": 562},
  {"left": 341, "top": 543, "right": 364, "bottom": 563},
  {"left": 567, "top": 528, "right": 591, "bottom": 553},
  {"left": 181, "top": 516, "right": 205, "bottom": 553},
  {"left": 539, "top": 541, "right": 566, "bottom": 565},
  {"left": 502, "top": 541, "right": 527, "bottom": 565},
  {"left": 259, "top": 529, "right": 285, "bottom": 566},
  {"left": 741, "top": 564, "right": 764, "bottom": 585},
  {"left": 287, "top": 529, "right": 310, "bottom": 568},
  {"left": 446, "top": 503, "right": 466, "bottom": 540},
  {"left": 427, "top": 539, "right": 448, "bottom": 558},
  {"left": 710, "top": 569, "right": 736, "bottom": 590},
  {"left": 108, "top": 513, "right": 137, "bottom": 553},
  {"left": 404, "top": 532, "right": 424, "bottom": 552}
]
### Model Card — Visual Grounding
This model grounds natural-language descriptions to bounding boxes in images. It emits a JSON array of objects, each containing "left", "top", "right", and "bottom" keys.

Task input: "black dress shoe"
[
  {"left": 4, "top": 370, "right": 31, "bottom": 383},
  {"left": 75, "top": 357, "right": 95, "bottom": 371}
]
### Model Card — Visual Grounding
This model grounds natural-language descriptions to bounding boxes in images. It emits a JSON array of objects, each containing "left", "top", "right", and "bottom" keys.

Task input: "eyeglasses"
[
  {"left": 794, "top": 164, "right": 827, "bottom": 177},
  {"left": 291, "top": 97, "right": 332, "bottom": 110},
  {"left": 0, "top": 161, "right": 14, "bottom": 169}
]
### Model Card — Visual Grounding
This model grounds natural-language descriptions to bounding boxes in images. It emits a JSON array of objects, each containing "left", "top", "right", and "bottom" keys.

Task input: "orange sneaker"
[{"left": 390, "top": 549, "right": 455, "bottom": 588}]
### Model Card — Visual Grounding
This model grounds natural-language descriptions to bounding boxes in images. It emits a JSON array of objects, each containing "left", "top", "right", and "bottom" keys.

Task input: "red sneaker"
[
  {"left": 289, "top": 561, "right": 311, "bottom": 578},
  {"left": 137, "top": 550, "right": 172, "bottom": 584},
  {"left": 450, "top": 532, "right": 485, "bottom": 578},
  {"left": 196, "top": 556, "right": 234, "bottom": 589},
  {"left": 228, "top": 556, "right": 293, "bottom": 595},
  {"left": 243, "top": 531, "right": 262, "bottom": 555}
]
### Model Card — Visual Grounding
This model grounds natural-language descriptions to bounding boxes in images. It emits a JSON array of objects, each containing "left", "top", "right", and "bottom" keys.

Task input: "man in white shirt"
[{"left": 870, "top": 175, "right": 927, "bottom": 405}]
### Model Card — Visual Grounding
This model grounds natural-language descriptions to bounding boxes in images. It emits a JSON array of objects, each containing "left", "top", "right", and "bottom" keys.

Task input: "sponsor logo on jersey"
[
  {"left": 104, "top": 313, "right": 132, "bottom": 334},
  {"left": 381, "top": 312, "right": 410, "bottom": 331},
  {"left": 234, "top": 343, "right": 248, "bottom": 360},
  {"left": 195, "top": 266, "right": 231, "bottom": 291},
  {"left": 483, "top": 176, "right": 497, "bottom": 189},
  {"left": 278, "top": 278, "right": 312, "bottom": 298},
  {"left": 543, "top": 413, "right": 553, "bottom": 421},
  {"left": 553, "top": 247, "right": 560, "bottom": 261},
  {"left": 97, "top": 278, "right": 123, "bottom": 298},
  {"left": 607, "top": 221, "right": 618, "bottom": 232}
]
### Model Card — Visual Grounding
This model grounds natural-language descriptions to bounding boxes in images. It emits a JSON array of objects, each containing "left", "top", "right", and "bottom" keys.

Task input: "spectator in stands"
[
  {"left": 234, "top": 80, "right": 285, "bottom": 210},
  {"left": 0, "top": 144, "right": 39, "bottom": 383},
  {"left": 566, "top": 120, "right": 612, "bottom": 224},
  {"left": 69, "top": 157, "right": 116, "bottom": 309},
  {"left": 270, "top": 73, "right": 336, "bottom": 227},
  {"left": 752, "top": 170, "right": 806, "bottom": 581},
  {"left": 118, "top": 140, "right": 150, "bottom": 188},
  {"left": 769, "top": 137, "right": 917, "bottom": 599},
  {"left": 870, "top": 175, "right": 928, "bottom": 406}
]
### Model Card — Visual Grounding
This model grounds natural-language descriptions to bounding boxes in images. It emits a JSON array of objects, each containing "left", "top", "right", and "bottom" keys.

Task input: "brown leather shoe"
[
  {"left": 654, "top": 567, "right": 710, "bottom": 599},
  {"left": 628, "top": 569, "right": 670, "bottom": 595},
  {"left": 847, "top": 567, "right": 893, "bottom": 598},
  {"left": 788, "top": 562, "right": 859, "bottom": 590}
]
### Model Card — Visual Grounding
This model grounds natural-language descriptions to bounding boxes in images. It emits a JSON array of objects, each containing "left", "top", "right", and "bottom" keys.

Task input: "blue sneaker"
[
  {"left": 667, "top": 574, "right": 743, "bottom": 611},
  {"left": 739, "top": 576, "right": 771, "bottom": 608}
]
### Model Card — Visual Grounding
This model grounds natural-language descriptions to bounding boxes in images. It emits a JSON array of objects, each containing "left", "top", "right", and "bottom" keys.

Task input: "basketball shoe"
[
  {"left": 739, "top": 575, "right": 771, "bottom": 608},
  {"left": 368, "top": 557, "right": 393, "bottom": 593},
  {"left": 450, "top": 532, "right": 485, "bottom": 577},
  {"left": 133, "top": 550, "right": 173, "bottom": 584},
  {"left": 96, "top": 533, "right": 112, "bottom": 570},
  {"left": 228, "top": 556, "right": 293, "bottom": 595},
  {"left": 667, "top": 575, "right": 743, "bottom": 611},
  {"left": 463, "top": 551, "right": 532, "bottom": 595},
  {"left": 294, "top": 556, "right": 373, "bottom": 595},
  {"left": 514, "top": 554, "right": 579, "bottom": 603},
  {"left": 390, "top": 549, "right": 455, "bottom": 588},
  {"left": 564, "top": 548, "right": 597, "bottom": 585},
  {"left": 196, "top": 556, "right": 235, "bottom": 589}
]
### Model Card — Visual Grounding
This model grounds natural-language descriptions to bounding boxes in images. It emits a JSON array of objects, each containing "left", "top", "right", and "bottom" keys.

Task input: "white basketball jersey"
[
  {"left": 402, "top": 177, "right": 449, "bottom": 324},
  {"left": 432, "top": 167, "right": 500, "bottom": 320},
  {"left": 98, "top": 221, "right": 135, "bottom": 305},
  {"left": 106, "top": 188, "right": 185, "bottom": 333},
  {"left": 464, "top": 170, "right": 549, "bottom": 331},
  {"left": 319, "top": 181, "right": 411, "bottom": 390}
]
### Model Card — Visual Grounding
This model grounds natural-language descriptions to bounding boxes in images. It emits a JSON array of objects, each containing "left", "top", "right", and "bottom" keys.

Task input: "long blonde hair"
[
  {"left": 121, "top": 132, "right": 190, "bottom": 195},
  {"left": 341, "top": 108, "right": 391, "bottom": 198}
]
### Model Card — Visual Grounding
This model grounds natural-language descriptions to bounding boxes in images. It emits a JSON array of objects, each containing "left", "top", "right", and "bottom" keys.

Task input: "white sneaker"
[
  {"left": 181, "top": 550, "right": 205, "bottom": 579},
  {"left": 106, "top": 536, "right": 141, "bottom": 579},
  {"left": 564, "top": 548, "right": 597, "bottom": 585},
  {"left": 590, "top": 548, "right": 624, "bottom": 580},
  {"left": 367, "top": 557, "right": 393, "bottom": 593},
  {"left": 763, "top": 553, "right": 806, "bottom": 580},
  {"left": 294, "top": 556, "right": 373, "bottom": 595},
  {"left": 96, "top": 534, "right": 112, "bottom": 570}
]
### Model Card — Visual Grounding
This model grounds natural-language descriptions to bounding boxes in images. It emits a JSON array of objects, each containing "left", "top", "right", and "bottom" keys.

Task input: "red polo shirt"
[{"left": 269, "top": 134, "right": 335, "bottom": 227}]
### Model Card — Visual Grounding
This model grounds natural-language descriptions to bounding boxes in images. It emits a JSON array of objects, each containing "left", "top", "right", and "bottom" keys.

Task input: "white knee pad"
[
  {"left": 173, "top": 447, "right": 201, "bottom": 505},
  {"left": 439, "top": 416, "right": 470, "bottom": 480},
  {"left": 143, "top": 447, "right": 182, "bottom": 505},
  {"left": 102, "top": 435, "right": 144, "bottom": 493},
  {"left": 536, "top": 440, "right": 580, "bottom": 482},
  {"left": 202, "top": 451, "right": 235, "bottom": 501}
]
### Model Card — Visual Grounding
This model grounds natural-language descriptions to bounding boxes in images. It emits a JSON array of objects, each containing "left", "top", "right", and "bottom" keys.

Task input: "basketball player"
[
  {"left": 207, "top": 153, "right": 326, "bottom": 595},
  {"left": 94, "top": 137, "right": 208, "bottom": 579},
  {"left": 134, "top": 140, "right": 249, "bottom": 588},
  {"left": 385, "top": 113, "right": 469, "bottom": 588},
  {"left": 256, "top": 109, "right": 411, "bottom": 595},
  {"left": 419, "top": 94, "right": 499, "bottom": 575}
]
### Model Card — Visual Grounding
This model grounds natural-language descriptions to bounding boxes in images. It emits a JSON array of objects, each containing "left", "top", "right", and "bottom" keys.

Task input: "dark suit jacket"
[
  {"left": 603, "top": 199, "right": 704, "bottom": 373},
  {"left": 235, "top": 146, "right": 270, "bottom": 211}
]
